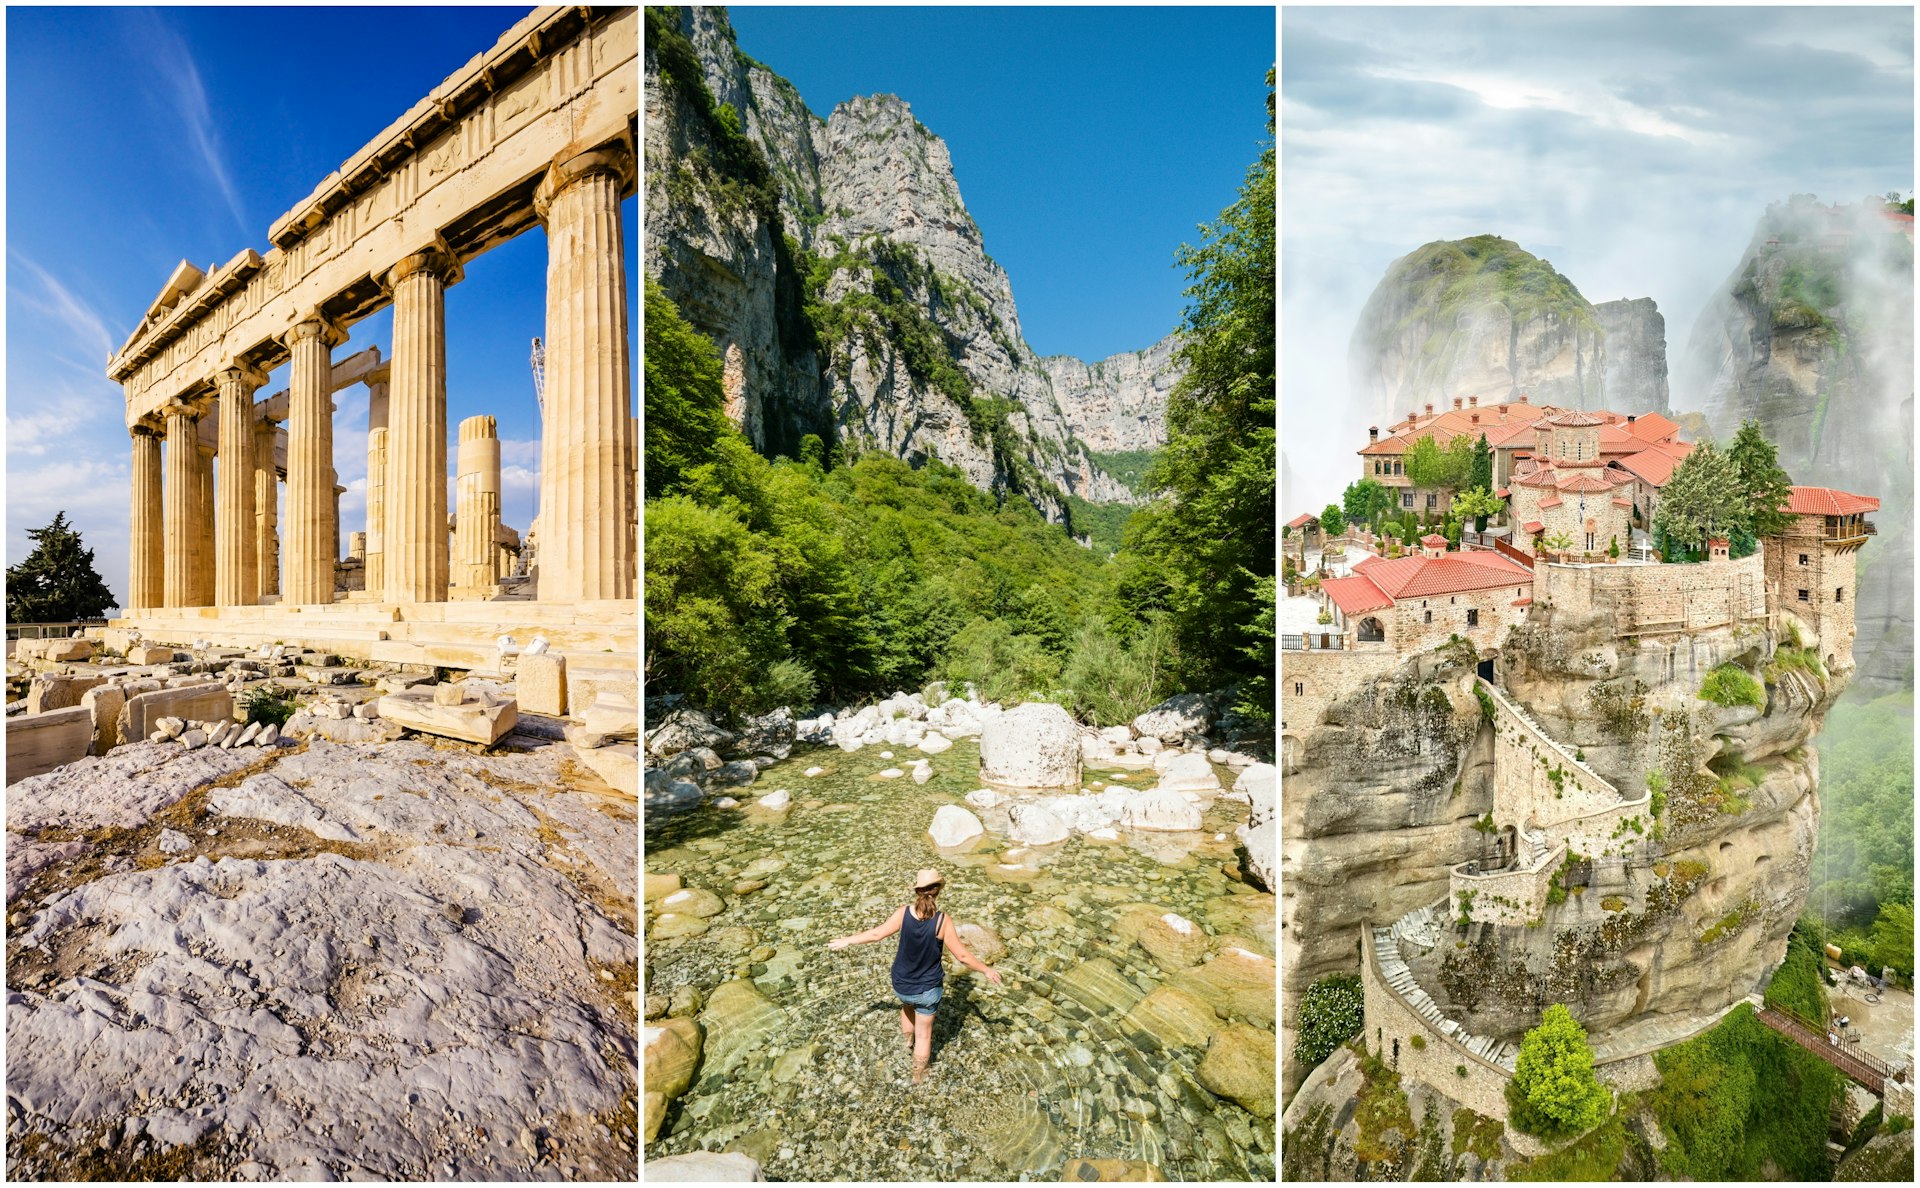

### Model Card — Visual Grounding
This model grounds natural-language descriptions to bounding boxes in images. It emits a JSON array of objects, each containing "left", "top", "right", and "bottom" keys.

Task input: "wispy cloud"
[
  {"left": 134, "top": 11, "right": 248, "bottom": 237},
  {"left": 8, "top": 250, "right": 116, "bottom": 364}
]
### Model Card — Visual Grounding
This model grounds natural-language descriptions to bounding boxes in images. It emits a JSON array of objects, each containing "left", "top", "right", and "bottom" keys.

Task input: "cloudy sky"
[
  {"left": 1282, "top": 5, "right": 1914, "bottom": 512},
  {"left": 5, "top": 7, "right": 636, "bottom": 613}
]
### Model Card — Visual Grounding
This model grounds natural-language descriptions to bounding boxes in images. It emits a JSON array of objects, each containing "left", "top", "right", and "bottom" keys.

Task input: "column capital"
[
  {"left": 214, "top": 358, "right": 270, "bottom": 391},
  {"left": 533, "top": 137, "right": 636, "bottom": 220},
  {"left": 131, "top": 419, "right": 165, "bottom": 438},
  {"left": 282, "top": 311, "right": 346, "bottom": 350},
  {"left": 383, "top": 242, "right": 463, "bottom": 290},
  {"left": 162, "top": 394, "right": 211, "bottom": 420}
]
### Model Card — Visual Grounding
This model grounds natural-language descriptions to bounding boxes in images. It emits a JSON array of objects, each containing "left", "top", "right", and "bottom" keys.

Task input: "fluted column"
[
  {"left": 214, "top": 362, "right": 265, "bottom": 606},
  {"left": 534, "top": 144, "right": 635, "bottom": 602},
  {"left": 455, "top": 415, "right": 502, "bottom": 594},
  {"left": 161, "top": 404, "right": 199, "bottom": 608},
  {"left": 192, "top": 439, "right": 216, "bottom": 606},
  {"left": 128, "top": 424, "right": 164, "bottom": 611},
  {"left": 254, "top": 419, "right": 279, "bottom": 599},
  {"left": 366, "top": 426, "right": 388, "bottom": 599},
  {"left": 384, "top": 250, "right": 457, "bottom": 603},
  {"left": 283, "top": 316, "right": 340, "bottom": 605}
]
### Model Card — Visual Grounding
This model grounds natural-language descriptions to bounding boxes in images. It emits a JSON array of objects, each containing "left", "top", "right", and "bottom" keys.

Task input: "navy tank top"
[{"left": 891, "top": 907, "right": 945, "bottom": 996}]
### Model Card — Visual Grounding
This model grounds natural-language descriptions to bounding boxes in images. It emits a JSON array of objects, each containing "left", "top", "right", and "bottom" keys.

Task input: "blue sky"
[
  {"left": 727, "top": 4, "right": 1275, "bottom": 363},
  {"left": 6, "top": 5, "right": 638, "bottom": 612},
  {"left": 1282, "top": 5, "right": 1913, "bottom": 510}
]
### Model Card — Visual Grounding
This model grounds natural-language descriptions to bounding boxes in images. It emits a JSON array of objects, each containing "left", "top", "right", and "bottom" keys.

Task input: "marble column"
[
  {"left": 283, "top": 317, "right": 340, "bottom": 605},
  {"left": 534, "top": 145, "right": 635, "bottom": 602},
  {"left": 162, "top": 404, "right": 198, "bottom": 608},
  {"left": 129, "top": 424, "right": 164, "bottom": 611},
  {"left": 254, "top": 419, "right": 279, "bottom": 599},
  {"left": 214, "top": 363, "right": 265, "bottom": 607},
  {"left": 384, "top": 251, "right": 456, "bottom": 604},
  {"left": 366, "top": 426, "right": 388, "bottom": 599},
  {"left": 455, "top": 415, "right": 502, "bottom": 593}
]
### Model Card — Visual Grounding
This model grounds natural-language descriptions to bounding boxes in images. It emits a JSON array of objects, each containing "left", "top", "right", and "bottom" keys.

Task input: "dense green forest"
[
  {"left": 1804, "top": 692, "right": 1915, "bottom": 980},
  {"left": 643, "top": 68, "right": 1274, "bottom": 726}
]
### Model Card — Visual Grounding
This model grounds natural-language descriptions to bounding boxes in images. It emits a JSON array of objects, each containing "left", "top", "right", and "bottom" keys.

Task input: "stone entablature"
[{"left": 1534, "top": 552, "right": 1767, "bottom": 638}]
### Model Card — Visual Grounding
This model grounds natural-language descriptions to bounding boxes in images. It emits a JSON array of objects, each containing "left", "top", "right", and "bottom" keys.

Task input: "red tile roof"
[
  {"left": 1545, "top": 410, "right": 1606, "bottom": 427},
  {"left": 1322, "top": 574, "right": 1393, "bottom": 616},
  {"left": 1420, "top": 533, "right": 1448, "bottom": 548},
  {"left": 1522, "top": 520, "right": 1545, "bottom": 534},
  {"left": 1625, "top": 412, "right": 1680, "bottom": 442},
  {"left": 1354, "top": 549, "right": 1533, "bottom": 599},
  {"left": 1558, "top": 472, "right": 1627, "bottom": 494},
  {"left": 1539, "top": 495, "right": 1564, "bottom": 509},
  {"left": 1783, "top": 486, "right": 1880, "bottom": 516},
  {"left": 1286, "top": 512, "right": 1320, "bottom": 529}
]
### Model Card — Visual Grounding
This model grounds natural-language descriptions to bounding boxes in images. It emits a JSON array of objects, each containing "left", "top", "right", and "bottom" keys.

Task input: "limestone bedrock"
[{"left": 5, "top": 737, "right": 637, "bottom": 1181}]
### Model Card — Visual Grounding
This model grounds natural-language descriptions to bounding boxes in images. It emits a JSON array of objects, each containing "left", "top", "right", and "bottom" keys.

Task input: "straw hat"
[{"left": 912, "top": 867, "right": 944, "bottom": 892}]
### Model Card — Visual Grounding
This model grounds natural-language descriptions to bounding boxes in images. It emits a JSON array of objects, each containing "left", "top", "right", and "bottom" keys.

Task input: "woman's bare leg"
[
  {"left": 899, "top": 1006, "right": 914, "bottom": 1051},
  {"left": 912, "top": 1011, "right": 935, "bottom": 1082}
]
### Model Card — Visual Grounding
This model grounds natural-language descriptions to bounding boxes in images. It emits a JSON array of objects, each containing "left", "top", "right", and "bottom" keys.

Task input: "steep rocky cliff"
[
  {"left": 1680, "top": 199, "right": 1915, "bottom": 693},
  {"left": 1349, "top": 236, "right": 1670, "bottom": 427},
  {"left": 644, "top": 6, "right": 1163, "bottom": 518},
  {"left": 1282, "top": 605, "right": 1839, "bottom": 1108}
]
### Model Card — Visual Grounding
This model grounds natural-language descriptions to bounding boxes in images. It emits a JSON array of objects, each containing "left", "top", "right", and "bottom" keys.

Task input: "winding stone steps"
[{"left": 1375, "top": 903, "right": 1520, "bottom": 1074}]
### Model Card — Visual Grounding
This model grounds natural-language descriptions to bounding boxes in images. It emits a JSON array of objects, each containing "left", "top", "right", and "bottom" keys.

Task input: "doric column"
[
  {"left": 366, "top": 425, "right": 388, "bottom": 599},
  {"left": 534, "top": 144, "right": 635, "bottom": 602},
  {"left": 384, "top": 250, "right": 458, "bottom": 603},
  {"left": 197, "top": 440, "right": 217, "bottom": 605},
  {"left": 254, "top": 419, "right": 279, "bottom": 599},
  {"left": 455, "top": 415, "right": 502, "bottom": 594},
  {"left": 161, "top": 403, "right": 199, "bottom": 608},
  {"left": 214, "top": 362, "right": 266, "bottom": 607},
  {"left": 283, "top": 316, "right": 341, "bottom": 605},
  {"left": 128, "top": 424, "right": 164, "bottom": 611}
]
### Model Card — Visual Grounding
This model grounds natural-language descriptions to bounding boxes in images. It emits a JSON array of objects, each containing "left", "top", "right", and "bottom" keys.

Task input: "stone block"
[
  {"left": 573, "top": 741, "right": 638, "bottom": 797},
  {"left": 118, "top": 685, "right": 235, "bottom": 746},
  {"left": 79, "top": 683, "right": 126, "bottom": 754},
  {"left": 565, "top": 662, "right": 637, "bottom": 718},
  {"left": 7, "top": 706, "right": 95, "bottom": 784},
  {"left": 377, "top": 688, "right": 518, "bottom": 746},
  {"left": 433, "top": 682, "right": 466, "bottom": 706},
  {"left": 27, "top": 673, "right": 107, "bottom": 715},
  {"left": 42, "top": 639, "right": 95, "bottom": 663},
  {"left": 575, "top": 695, "right": 639, "bottom": 748},
  {"left": 518, "top": 652, "right": 567, "bottom": 716},
  {"left": 127, "top": 644, "right": 175, "bottom": 665}
]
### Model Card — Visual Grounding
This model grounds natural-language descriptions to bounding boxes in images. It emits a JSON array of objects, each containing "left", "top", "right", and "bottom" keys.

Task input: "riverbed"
[{"left": 644, "top": 738, "right": 1276, "bottom": 1181}]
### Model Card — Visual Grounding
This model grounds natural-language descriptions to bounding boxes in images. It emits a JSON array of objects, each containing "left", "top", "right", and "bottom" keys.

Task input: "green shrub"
[
  {"left": 1295, "top": 974, "right": 1365, "bottom": 1070},
  {"left": 1650, "top": 1004, "right": 1841, "bottom": 1180},
  {"left": 1409, "top": 1034, "right": 1427, "bottom": 1051},
  {"left": 1506, "top": 1004, "right": 1610, "bottom": 1141},
  {"left": 1698, "top": 664, "right": 1765, "bottom": 709},
  {"left": 1764, "top": 924, "right": 1831, "bottom": 1027},
  {"left": 240, "top": 685, "right": 297, "bottom": 728}
]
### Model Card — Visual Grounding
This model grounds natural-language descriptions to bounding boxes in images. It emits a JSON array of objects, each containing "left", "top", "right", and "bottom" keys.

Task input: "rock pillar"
[
  {"left": 214, "top": 363, "right": 265, "bottom": 607},
  {"left": 534, "top": 145, "right": 635, "bottom": 602},
  {"left": 366, "top": 425, "right": 388, "bottom": 599},
  {"left": 283, "top": 316, "right": 340, "bottom": 605},
  {"left": 385, "top": 251, "right": 456, "bottom": 604},
  {"left": 254, "top": 419, "right": 279, "bottom": 599},
  {"left": 455, "top": 415, "right": 502, "bottom": 594},
  {"left": 128, "top": 425, "right": 163, "bottom": 611},
  {"left": 162, "top": 404, "right": 199, "bottom": 608}
]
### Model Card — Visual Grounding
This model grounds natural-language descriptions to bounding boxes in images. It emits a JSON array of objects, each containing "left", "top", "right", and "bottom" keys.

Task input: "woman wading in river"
[{"left": 827, "top": 867, "right": 1002, "bottom": 1083}]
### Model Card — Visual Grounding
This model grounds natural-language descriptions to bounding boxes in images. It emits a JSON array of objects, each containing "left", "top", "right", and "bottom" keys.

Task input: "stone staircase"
[
  {"left": 1524, "top": 828, "right": 1549, "bottom": 867},
  {"left": 1375, "top": 903, "right": 1519, "bottom": 1072}
]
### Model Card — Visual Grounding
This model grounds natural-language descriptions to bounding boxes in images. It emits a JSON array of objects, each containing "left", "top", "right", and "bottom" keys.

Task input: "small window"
[
  {"left": 1836, "top": 587, "right": 1844, "bottom": 603},
  {"left": 1467, "top": 608, "right": 1480, "bottom": 627},
  {"left": 1798, "top": 553, "right": 1809, "bottom": 566},
  {"left": 1403, "top": 493, "right": 1414, "bottom": 508},
  {"left": 1427, "top": 493, "right": 1438, "bottom": 509},
  {"left": 1294, "top": 681, "right": 1303, "bottom": 696},
  {"left": 1424, "top": 610, "right": 1432, "bottom": 624},
  {"left": 1798, "top": 589, "right": 1809, "bottom": 602}
]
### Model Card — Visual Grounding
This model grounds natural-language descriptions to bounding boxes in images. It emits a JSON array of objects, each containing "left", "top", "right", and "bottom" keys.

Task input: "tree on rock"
[
  {"left": 1295, "top": 973, "right": 1364, "bottom": 1069},
  {"left": 1506, "top": 1003, "right": 1610, "bottom": 1140},
  {"left": 1726, "top": 419, "right": 1794, "bottom": 538},
  {"left": 5, "top": 512, "right": 115, "bottom": 623},
  {"left": 1654, "top": 442, "right": 1746, "bottom": 557}
]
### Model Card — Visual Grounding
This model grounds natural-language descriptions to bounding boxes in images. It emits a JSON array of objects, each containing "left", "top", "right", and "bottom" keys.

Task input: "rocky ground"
[{"left": 5, "top": 734, "right": 638, "bottom": 1181}]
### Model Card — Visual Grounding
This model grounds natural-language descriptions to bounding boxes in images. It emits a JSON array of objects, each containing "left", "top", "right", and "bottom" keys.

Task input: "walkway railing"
[
  {"left": 1281, "top": 632, "right": 1346, "bottom": 652},
  {"left": 1757, "top": 1006, "right": 1893, "bottom": 1094},
  {"left": 6, "top": 620, "right": 107, "bottom": 641}
]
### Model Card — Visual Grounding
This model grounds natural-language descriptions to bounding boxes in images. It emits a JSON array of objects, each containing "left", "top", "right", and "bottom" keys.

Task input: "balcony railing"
[{"left": 1281, "top": 632, "right": 1347, "bottom": 652}]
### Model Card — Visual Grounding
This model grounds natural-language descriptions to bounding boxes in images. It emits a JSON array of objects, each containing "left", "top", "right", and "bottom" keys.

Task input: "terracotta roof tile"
[
  {"left": 1322, "top": 574, "right": 1393, "bottom": 616},
  {"left": 1783, "top": 486, "right": 1880, "bottom": 516},
  {"left": 1286, "top": 512, "right": 1319, "bottom": 529},
  {"left": 1354, "top": 550, "right": 1533, "bottom": 599},
  {"left": 1625, "top": 412, "right": 1679, "bottom": 442}
]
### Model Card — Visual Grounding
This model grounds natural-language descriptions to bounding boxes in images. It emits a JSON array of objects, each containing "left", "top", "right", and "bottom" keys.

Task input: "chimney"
[
  {"left": 1471, "top": 413, "right": 1480, "bottom": 425},
  {"left": 1453, "top": 397, "right": 1464, "bottom": 411},
  {"left": 1627, "top": 414, "right": 1637, "bottom": 425},
  {"left": 1408, "top": 409, "right": 1417, "bottom": 424},
  {"left": 1469, "top": 396, "right": 1479, "bottom": 407},
  {"left": 1369, "top": 426, "right": 1379, "bottom": 443},
  {"left": 1425, "top": 403, "right": 1435, "bottom": 417}
]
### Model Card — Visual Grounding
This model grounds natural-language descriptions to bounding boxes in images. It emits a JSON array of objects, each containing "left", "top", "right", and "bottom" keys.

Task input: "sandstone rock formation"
[
  {"left": 1681, "top": 198, "right": 1915, "bottom": 692},
  {"left": 1349, "top": 235, "right": 1669, "bottom": 427},
  {"left": 644, "top": 6, "right": 1165, "bottom": 523}
]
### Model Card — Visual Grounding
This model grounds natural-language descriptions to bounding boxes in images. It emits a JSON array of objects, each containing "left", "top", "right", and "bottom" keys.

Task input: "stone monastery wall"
[
  {"left": 1359, "top": 925, "right": 1514, "bottom": 1121},
  {"left": 1534, "top": 553, "right": 1767, "bottom": 636},
  {"left": 1279, "top": 648, "right": 1400, "bottom": 773}
]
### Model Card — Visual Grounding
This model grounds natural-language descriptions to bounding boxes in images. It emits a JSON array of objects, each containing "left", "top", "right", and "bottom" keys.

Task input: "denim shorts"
[{"left": 897, "top": 985, "right": 943, "bottom": 1016}]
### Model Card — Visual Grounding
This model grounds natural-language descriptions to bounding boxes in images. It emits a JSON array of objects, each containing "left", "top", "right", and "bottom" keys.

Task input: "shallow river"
[{"left": 645, "top": 738, "right": 1276, "bottom": 1181}]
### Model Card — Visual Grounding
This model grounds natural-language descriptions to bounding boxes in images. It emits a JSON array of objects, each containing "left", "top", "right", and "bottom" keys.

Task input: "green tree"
[
  {"left": 1131, "top": 67, "right": 1274, "bottom": 717},
  {"left": 1654, "top": 442, "right": 1748, "bottom": 555},
  {"left": 1506, "top": 1004, "right": 1610, "bottom": 1140},
  {"left": 1319, "top": 503, "right": 1347, "bottom": 538},
  {"left": 1452, "top": 487, "right": 1505, "bottom": 533},
  {"left": 1726, "top": 419, "right": 1795, "bottom": 538},
  {"left": 1403, "top": 434, "right": 1477, "bottom": 490},
  {"left": 643, "top": 276, "right": 736, "bottom": 498},
  {"left": 1295, "top": 974, "right": 1365, "bottom": 1069},
  {"left": 5, "top": 512, "right": 116, "bottom": 623},
  {"left": 1470, "top": 433, "right": 1494, "bottom": 494},
  {"left": 1342, "top": 477, "right": 1394, "bottom": 529},
  {"left": 1650, "top": 1012, "right": 1755, "bottom": 1179},
  {"left": 1870, "top": 901, "right": 1914, "bottom": 979}
]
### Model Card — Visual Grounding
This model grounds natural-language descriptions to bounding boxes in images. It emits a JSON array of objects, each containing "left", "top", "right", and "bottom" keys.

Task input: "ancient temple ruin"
[{"left": 106, "top": 6, "right": 637, "bottom": 669}]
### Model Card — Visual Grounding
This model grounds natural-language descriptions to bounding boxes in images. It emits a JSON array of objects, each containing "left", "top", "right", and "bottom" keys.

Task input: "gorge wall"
[
  {"left": 1348, "top": 236, "right": 1670, "bottom": 429},
  {"left": 644, "top": 6, "right": 1172, "bottom": 520},
  {"left": 1681, "top": 198, "right": 1915, "bottom": 693}
]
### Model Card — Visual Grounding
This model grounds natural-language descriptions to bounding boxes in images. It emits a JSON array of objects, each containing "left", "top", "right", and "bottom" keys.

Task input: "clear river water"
[{"left": 644, "top": 737, "right": 1276, "bottom": 1181}]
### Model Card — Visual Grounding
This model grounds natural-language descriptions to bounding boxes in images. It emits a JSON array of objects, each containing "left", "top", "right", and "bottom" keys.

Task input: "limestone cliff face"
[
  {"left": 1041, "top": 334, "right": 1182, "bottom": 454},
  {"left": 1281, "top": 606, "right": 1839, "bottom": 1106},
  {"left": 1681, "top": 200, "right": 1915, "bottom": 693},
  {"left": 644, "top": 6, "right": 1155, "bottom": 516},
  {"left": 1349, "top": 236, "right": 1669, "bottom": 428}
]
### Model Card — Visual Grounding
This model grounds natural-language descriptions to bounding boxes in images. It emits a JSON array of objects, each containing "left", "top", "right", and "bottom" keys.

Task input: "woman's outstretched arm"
[
  {"left": 827, "top": 905, "right": 906, "bottom": 950},
  {"left": 938, "top": 917, "right": 1004, "bottom": 984}
]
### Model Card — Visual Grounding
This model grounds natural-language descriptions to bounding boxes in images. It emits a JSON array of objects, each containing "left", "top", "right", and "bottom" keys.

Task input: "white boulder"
[
  {"left": 1006, "top": 802, "right": 1070, "bottom": 846},
  {"left": 927, "top": 804, "right": 985, "bottom": 848},
  {"left": 979, "top": 702, "right": 1081, "bottom": 789},
  {"left": 917, "top": 733, "right": 953, "bottom": 755},
  {"left": 1122, "top": 787, "right": 1204, "bottom": 832},
  {"left": 1156, "top": 751, "right": 1222, "bottom": 795},
  {"left": 756, "top": 789, "right": 792, "bottom": 812},
  {"left": 1131, "top": 693, "right": 1214, "bottom": 744}
]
